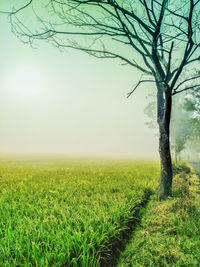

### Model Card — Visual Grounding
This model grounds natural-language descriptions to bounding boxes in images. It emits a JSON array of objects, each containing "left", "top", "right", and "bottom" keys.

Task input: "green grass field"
[{"left": 0, "top": 157, "right": 159, "bottom": 266}]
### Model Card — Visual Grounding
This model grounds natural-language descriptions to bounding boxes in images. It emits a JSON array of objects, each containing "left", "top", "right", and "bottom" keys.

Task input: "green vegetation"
[
  {"left": 0, "top": 158, "right": 159, "bottom": 266},
  {"left": 118, "top": 162, "right": 200, "bottom": 267},
  {"left": 1, "top": 158, "right": 199, "bottom": 266}
]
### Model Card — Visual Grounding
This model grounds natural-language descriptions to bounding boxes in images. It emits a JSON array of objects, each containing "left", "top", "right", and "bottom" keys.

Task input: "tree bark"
[{"left": 157, "top": 85, "right": 173, "bottom": 200}]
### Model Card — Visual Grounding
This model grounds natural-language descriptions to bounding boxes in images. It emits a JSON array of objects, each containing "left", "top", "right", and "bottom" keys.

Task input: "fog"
[{"left": 0, "top": 16, "right": 159, "bottom": 158}]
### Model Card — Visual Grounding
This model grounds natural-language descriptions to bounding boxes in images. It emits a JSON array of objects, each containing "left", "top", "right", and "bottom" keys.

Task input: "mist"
[{"left": 0, "top": 16, "right": 158, "bottom": 159}]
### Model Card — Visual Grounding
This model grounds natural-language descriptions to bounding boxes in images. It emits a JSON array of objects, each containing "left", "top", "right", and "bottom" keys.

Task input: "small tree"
[
  {"left": 5, "top": 0, "right": 200, "bottom": 199},
  {"left": 172, "top": 112, "right": 191, "bottom": 162},
  {"left": 184, "top": 87, "right": 200, "bottom": 128},
  {"left": 184, "top": 86, "right": 200, "bottom": 154}
]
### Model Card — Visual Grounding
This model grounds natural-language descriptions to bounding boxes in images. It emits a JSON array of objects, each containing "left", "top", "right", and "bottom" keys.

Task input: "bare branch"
[
  {"left": 173, "top": 75, "right": 200, "bottom": 92},
  {"left": 0, "top": 0, "right": 33, "bottom": 15},
  {"left": 127, "top": 78, "right": 160, "bottom": 98},
  {"left": 173, "top": 84, "right": 200, "bottom": 95}
]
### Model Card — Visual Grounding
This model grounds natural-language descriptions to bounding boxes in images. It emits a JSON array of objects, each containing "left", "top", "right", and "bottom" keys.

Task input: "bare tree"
[{"left": 4, "top": 0, "right": 200, "bottom": 199}]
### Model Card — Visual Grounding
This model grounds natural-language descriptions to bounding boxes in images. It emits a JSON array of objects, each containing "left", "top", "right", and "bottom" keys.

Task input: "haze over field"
[{"left": 0, "top": 13, "right": 158, "bottom": 158}]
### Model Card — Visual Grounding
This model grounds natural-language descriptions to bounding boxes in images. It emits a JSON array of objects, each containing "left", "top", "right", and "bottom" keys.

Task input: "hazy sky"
[{"left": 0, "top": 11, "right": 158, "bottom": 158}]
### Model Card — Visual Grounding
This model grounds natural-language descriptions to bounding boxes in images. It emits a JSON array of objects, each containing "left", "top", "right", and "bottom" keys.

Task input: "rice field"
[{"left": 0, "top": 157, "right": 159, "bottom": 266}]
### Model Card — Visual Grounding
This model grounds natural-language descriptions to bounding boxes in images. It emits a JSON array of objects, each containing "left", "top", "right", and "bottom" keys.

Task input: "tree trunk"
[
  {"left": 158, "top": 121, "right": 173, "bottom": 200},
  {"left": 157, "top": 85, "right": 173, "bottom": 200}
]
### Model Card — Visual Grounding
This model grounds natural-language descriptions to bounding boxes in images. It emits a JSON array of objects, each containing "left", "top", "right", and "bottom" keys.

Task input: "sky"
[{"left": 0, "top": 8, "right": 159, "bottom": 158}]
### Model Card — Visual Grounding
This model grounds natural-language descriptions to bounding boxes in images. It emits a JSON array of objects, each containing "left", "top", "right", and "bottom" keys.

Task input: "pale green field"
[{"left": 0, "top": 157, "right": 159, "bottom": 266}]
